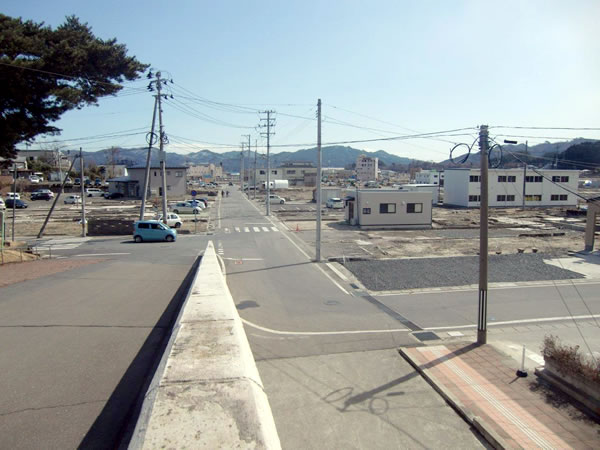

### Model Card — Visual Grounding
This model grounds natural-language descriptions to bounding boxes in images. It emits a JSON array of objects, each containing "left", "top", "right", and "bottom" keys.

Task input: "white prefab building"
[
  {"left": 415, "top": 170, "right": 441, "bottom": 185},
  {"left": 345, "top": 190, "right": 432, "bottom": 229},
  {"left": 444, "top": 168, "right": 579, "bottom": 208},
  {"left": 397, "top": 184, "right": 439, "bottom": 204},
  {"left": 356, "top": 155, "right": 379, "bottom": 182}
]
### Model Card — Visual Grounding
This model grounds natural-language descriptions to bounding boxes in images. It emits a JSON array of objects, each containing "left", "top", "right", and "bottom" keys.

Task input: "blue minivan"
[{"left": 133, "top": 220, "right": 177, "bottom": 243}]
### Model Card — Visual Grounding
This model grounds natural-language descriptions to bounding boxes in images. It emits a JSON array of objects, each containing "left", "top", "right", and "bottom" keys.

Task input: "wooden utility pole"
[{"left": 316, "top": 99, "right": 322, "bottom": 262}]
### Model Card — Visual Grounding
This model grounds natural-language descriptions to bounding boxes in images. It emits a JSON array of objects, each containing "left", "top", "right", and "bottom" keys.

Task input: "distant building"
[
  {"left": 444, "top": 168, "right": 579, "bottom": 208},
  {"left": 396, "top": 183, "right": 440, "bottom": 204},
  {"left": 107, "top": 166, "right": 187, "bottom": 198},
  {"left": 415, "top": 170, "right": 442, "bottom": 185},
  {"left": 356, "top": 155, "right": 379, "bottom": 182},
  {"left": 187, "top": 163, "right": 223, "bottom": 181},
  {"left": 248, "top": 161, "right": 317, "bottom": 187},
  {"left": 345, "top": 190, "right": 432, "bottom": 229}
]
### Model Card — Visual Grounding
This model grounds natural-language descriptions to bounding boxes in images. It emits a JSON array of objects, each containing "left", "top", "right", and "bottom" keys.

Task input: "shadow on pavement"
[{"left": 78, "top": 255, "right": 202, "bottom": 449}]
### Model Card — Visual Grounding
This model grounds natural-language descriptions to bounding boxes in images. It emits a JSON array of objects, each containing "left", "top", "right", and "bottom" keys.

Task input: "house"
[
  {"left": 444, "top": 168, "right": 579, "bottom": 208},
  {"left": 344, "top": 190, "right": 432, "bottom": 229},
  {"left": 356, "top": 155, "right": 379, "bottom": 182},
  {"left": 187, "top": 163, "right": 223, "bottom": 181},
  {"left": 249, "top": 162, "right": 318, "bottom": 187},
  {"left": 415, "top": 170, "right": 442, "bottom": 185},
  {"left": 107, "top": 166, "right": 187, "bottom": 198}
]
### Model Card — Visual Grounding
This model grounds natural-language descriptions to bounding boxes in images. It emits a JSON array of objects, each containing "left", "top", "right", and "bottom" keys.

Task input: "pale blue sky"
[{"left": 4, "top": 0, "right": 600, "bottom": 162}]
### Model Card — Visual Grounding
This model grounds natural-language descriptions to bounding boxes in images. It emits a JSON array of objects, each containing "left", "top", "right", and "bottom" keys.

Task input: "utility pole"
[
  {"left": 80, "top": 147, "right": 86, "bottom": 238},
  {"left": 316, "top": 99, "right": 322, "bottom": 262},
  {"left": 477, "top": 125, "right": 489, "bottom": 345},
  {"left": 259, "top": 111, "right": 276, "bottom": 216},
  {"left": 156, "top": 72, "right": 168, "bottom": 224},
  {"left": 11, "top": 163, "right": 17, "bottom": 241},
  {"left": 140, "top": 95, "right": 159, "bottom": 220},
  {"left": 240, "top": 143, "right": 245, "bottom": 193},
  {"left": 253, "top": 139, "right": 258, "bottom": 200},
  {"left": 522, "top": 141, "right": 528, "bottom": 210}
]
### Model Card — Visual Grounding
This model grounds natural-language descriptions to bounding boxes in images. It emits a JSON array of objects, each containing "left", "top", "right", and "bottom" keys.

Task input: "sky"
[{"left": 4, "top": 0, "right": 600, "bottom": 163}]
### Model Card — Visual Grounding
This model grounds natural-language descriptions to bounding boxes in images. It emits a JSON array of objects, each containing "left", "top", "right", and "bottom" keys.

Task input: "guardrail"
[{"left": 129, "top": 241, "right": 281, "bottom": 449}]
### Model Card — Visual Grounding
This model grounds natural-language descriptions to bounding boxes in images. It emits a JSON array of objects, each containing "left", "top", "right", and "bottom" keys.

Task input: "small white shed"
[{"left": 344, "top": 190, "right": 432, "bottom": 229}]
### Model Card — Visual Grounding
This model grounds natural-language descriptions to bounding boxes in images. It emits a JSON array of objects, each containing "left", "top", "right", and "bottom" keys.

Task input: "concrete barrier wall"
[{"left": 129, "top": 241, "right": 281, "bottom": 449}]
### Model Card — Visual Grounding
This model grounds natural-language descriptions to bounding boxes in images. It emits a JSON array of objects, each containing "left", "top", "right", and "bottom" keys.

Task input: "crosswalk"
[{"left": 223, "top": 226, "right": 279, "bottom": 234}]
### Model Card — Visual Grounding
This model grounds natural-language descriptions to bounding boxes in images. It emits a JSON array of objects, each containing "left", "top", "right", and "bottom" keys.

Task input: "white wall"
[{"left": 355, "top": 190, "right": 432, "bottom": 228}]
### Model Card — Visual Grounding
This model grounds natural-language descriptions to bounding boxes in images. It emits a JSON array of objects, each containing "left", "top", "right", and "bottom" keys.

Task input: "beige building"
[
  {"left": 345, "top": 190, "right": 432, "bottom": 229},
  {"left": 187, "top": 163, "right": 223, "bottom": 181},
  {"left": 108, "top": 166, "right": 187, "bottom": 198},
  {"left": 247, "top": 162, "right": 317, "bottom": 187},
  {"left": 356, "top": 155, "right": 379, "bottom": 182}
]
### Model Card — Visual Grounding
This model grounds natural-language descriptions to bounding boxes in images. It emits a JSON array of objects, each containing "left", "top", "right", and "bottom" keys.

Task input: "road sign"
[{"left": 191, "top": 190, "right": 197, "bottom": 197}]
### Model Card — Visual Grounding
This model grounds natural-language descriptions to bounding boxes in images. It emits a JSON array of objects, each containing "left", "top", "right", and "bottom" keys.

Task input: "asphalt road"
[{"left": 0, "top": 233, "right": 209, "bottom": 449}]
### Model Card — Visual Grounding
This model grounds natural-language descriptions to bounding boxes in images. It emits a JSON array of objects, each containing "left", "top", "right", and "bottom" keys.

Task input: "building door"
[{"left": 348, "top": 201, "right": 354, "bottom": 223}]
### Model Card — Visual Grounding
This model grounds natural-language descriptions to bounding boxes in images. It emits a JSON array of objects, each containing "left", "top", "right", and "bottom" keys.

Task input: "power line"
[{"left": 491, "top": 125, "right": 600, "bottom": 131}]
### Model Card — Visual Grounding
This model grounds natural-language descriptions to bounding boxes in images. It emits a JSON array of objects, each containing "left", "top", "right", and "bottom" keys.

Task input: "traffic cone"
[{"left": 295, "top": 224, "right": 300, "bottom": 232}]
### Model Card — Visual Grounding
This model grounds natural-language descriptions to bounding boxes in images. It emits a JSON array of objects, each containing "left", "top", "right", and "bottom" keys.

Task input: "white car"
[
  {"left": 5, "top": 192, "right": 20, "bottom": 200},
  {"left": 64, "top": 194, "right": 81, "bottom": 204},
  {"left": 157, "top": 213, "right": 183, "bottom": 228},
  {"left": 0, "top": 198, "right": 5, "bottom": 210},
  {"left": 171, "top": 202, "right": 203, "bottom": 214},
  {"left": 28, "top": 175, "right": 41, "bottom": 183},
  {"left": 268, "top": 194, "right": 285, "bottom": 204},
  {"left": 85, "top": 188, "right": 104, "bottom": 197},
  {"left": 326, "top": 197, "right": 344, "bottom": 209}
]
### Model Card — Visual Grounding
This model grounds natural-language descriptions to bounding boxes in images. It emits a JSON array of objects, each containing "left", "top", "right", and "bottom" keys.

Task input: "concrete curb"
[
  {"left": 398, "top": 347, "right": 508, "bottom": 450},
  {"left": 129, "top": 241, "right": 281, "bottom": 449}
]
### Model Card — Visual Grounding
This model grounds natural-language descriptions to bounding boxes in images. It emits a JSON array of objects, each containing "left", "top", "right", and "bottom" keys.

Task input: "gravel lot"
[{"left": 344, "top": 253, "right": 585, "bottom": 291}]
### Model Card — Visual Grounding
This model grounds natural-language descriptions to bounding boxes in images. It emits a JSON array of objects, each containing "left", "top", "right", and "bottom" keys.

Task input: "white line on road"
[
  {"left": 235, "top": 227, "right": 240, "bottom": 232},
  {"left": 253, "top": 227, "right": 260, "bottom": 232},
  {"left": 271, "top": 227, "right": 279, "bottom": 232},
  {"left": 326, "top": 262, "right": 348, "bottom": 281},
  {"left": 73, "top": 253, "right": 130, "bottom": 257},
  {"left": 425, "top": 313, "right": 600, "bottom": 331},
  {"left": 223, "top": 257, "right": 264, "bottom": 261},
  {"left": 244, "top": 227, "right": 250, "bottom": 232},
  {"left": 241, "top": 318, "right": 410, "bottom": 336},
  {"left": 261, "top": 227, "right": 270, "bottom": 232}
]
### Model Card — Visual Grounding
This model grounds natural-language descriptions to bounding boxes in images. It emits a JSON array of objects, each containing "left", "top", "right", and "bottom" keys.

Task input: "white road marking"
[
  {"left": 425, "top": 313, "right": 600, "bottom": 331},
  {"left": 326, "top": 262, "right": 348, "bottom": 281},
  {"left": 261, "top": 226, "right": 270, "bottom": 232},
  {"left": 241, "top": 318, "right": 410, "bottom": 336},
  {"left": 224, "top": 228, "right": 230, "bottom": 233},
  {"left": 73, "top": 253, "right": 130, "bottom": 257},
  {"left": 271, "top": 227, "right": 278, "bottom": 232},
  {"left": 235, "top": 227, "right": 240, "bottom": 232},
  {"left": 223, "top": 257, "right": 264, "bottom": 261},
  {"left": 253, "top": 227, "right": 260, "bottom": 232},
  {"left": 314, "top": 264, "right": 349, "bottom": 294},
  {"left": 244, "top": 227, "right": 250, "bottom": 232}
]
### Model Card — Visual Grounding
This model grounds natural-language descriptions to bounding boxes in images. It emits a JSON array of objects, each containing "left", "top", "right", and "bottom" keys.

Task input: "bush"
[{"left": 542, "top": 335, "right": 600, "bottom": 387}]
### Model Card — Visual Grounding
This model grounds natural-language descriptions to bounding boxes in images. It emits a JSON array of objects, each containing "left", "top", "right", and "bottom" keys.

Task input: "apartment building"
[
  {"left": 444, "top": 168, "right": 579, "bottom": 207},
  {"left": 356, "top": 155, "right": 379, "bottom": 182},
  {"left": 415, "top": 170, "right": 442, "bottom": 185},
  {"left": 249, "top": 162, "right": 317, "bottom": 187}
]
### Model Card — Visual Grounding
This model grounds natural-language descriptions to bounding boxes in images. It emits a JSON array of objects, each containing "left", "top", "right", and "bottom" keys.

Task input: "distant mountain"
[
  {"left": 82, "top": 145, "right": 426, "bottom": 172},
  {"left": 441, "top": 138, "right": 598, "bottom": 168}
]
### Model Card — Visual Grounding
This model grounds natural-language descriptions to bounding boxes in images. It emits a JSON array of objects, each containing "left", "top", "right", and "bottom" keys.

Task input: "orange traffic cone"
[{"left": 295, "top": 224, "right": 300, "bottom": 232}]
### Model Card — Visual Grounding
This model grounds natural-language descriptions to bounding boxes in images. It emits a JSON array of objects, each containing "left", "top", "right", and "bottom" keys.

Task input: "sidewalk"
[{"left": 399, "top": 342, "right": 599, "bottom": 449}]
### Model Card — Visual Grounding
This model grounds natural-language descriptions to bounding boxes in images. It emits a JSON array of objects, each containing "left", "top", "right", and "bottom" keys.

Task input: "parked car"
[
  {"left": 5, "top": 192, "right": 20, "bottom": 200},
  {"left": 157, "top": 213, "right": 183, "bottom": 228},
  {"left": 64, "top": 177, "right": 73, "bottom": 186},
  {"left": 133, "top": 220, "right": 177, "bottom": 243},
  {"left": 64, "top": 194, "right": 81, "bottom": 204},
  {"left": 326, "top": 197, "right": 344, "bottom": 209},
  {"left": 0, "top": 198, "right": 5, "bottom": 210},
  {"left": 85, "top": 188, "right": 104, "bottom": 197},
  {"left": 31, "top": 191, "right": 53, "bottom": 201},
  {"left": 28, "top": 175, "right": 41, "bottom": 183},
  {"left": 268, "top": 194, "right": 285, "bottom": 204},
  {"left": 171, "top": 201, "right": 203, "bottom": 214},
  {"left": 74, "top": 178, "right": 81, "bottom": 185},
  {"left": 5, "top": 198, "right": 28, "bottom": 209},
  {"left": 228, "top": 182, "right": 233, "bottom": 186},
  {"left": 104, "top": 192, "right": 124, "bottom": 199},
  {"left": 186, "top": 199, "right": 207, "bottom": 208},
  {"left": 94, "top": 178, "right": 102, "bottom": 186}
]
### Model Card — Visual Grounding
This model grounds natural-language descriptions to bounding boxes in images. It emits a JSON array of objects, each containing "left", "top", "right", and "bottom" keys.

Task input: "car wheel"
[
  {"left": 165, "top": 235, "right": 174, "bottom": 242},
  {"left": 280, "top": 200, "right": 285, "bottom": 204},
  {"left": 88, "top": 194, "right": 92, "bottom": 197},
  {"left": 175, "top": 222, "right": 181, "bottom": 228},
  {"left": 134, "top": 235, "right": 143, "bottom": 243},
  {"left": 173, "top": 209, "right": 179, "bottom": 214}
]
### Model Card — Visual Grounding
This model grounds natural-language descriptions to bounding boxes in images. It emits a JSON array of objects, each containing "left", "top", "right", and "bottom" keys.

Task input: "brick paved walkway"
[{"left": 400, "top": 342, "right": 599, "bottom": 449}]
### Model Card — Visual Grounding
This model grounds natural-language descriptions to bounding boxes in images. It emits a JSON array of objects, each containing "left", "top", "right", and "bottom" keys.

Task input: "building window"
[
  {"left": 286, "top": 170, "right": 296, "bottom": 174},
  {"left": 175, "top": 171, "right": 183, "bottom": 177},
  {"left": 497, "top": 195, "right": 506, "bottom": 201},
  {"left": 167, "top": 185, "right": 171, "bottom": 191},
  {"left": 551, "top": 194, "right": 568, "bottom": 201},
  {"left": 468, "top": 195, "right": 480, "bottom": 202},
  {"left": 272, "top": 170, "right": 277, "bottom": 175},
  {"left": 469, "top": 175, "right": 480, "bottom": 182},
  {"left": 154, "top": 171, "right": 157, "bottom": 176},
  {"left": 508, "top": 176, "right": 516, "bottom": 182},
  {"left": 362, "top": 208, "right": 371, "bottom": 214},
  {"left": 506, "top": 195, "right": 515, "bottom": 201},
  {"left": 379, "top": 203, "right": 396, "bottom": 214},
  {"left": 561, "top": 176, "right": 569, "bottom": 182},
  {"left": 407, "top": 203, "right": 423, "bottom": 213},
  {"left": 525, "top": 194, "right": 542, "bottom": 201},
  {"left": 259, "top": 170, "right": 265, "bottom": 175},
  {"left": 525, "top": 176, "right": 543, "bottom": 183},
  {"left": 498, "top": 175, "right": 507, "bottom": 182}
]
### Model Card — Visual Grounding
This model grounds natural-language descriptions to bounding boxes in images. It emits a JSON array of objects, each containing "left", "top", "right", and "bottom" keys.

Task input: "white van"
[
  {"left": 64, "top": 194, "right": 81, "bottom": 204},
  {"left": 85, "top": 188, "right": 104, "bottom": 197}
]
